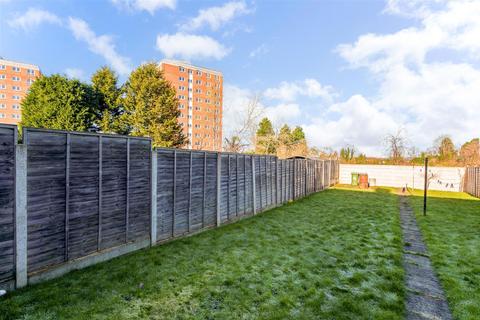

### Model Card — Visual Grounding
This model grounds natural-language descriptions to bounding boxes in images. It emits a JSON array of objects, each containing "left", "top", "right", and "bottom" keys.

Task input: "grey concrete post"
[
  {"left": 150, "top": 151, "right": 157, "bottom": 245},
  {"left": 252, "top": 156, "right": 257, "bottom": 215},
  {"left": 15, "top": 144, "right": 27, "bottom": 288}
]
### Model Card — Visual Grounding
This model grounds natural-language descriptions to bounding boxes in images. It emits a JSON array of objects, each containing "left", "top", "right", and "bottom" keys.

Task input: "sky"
[{"left": 1, "top": 0, "right": 479, "bottom": 156}]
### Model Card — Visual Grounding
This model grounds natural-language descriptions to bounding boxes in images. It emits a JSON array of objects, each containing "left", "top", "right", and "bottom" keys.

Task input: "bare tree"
[
  {"left": 223, "top": 136, "right": 248, "bottom": 153},
  {"left": 223, "top": 93, "right": 263, "bottom": 152},
  {"left": 384, "top": 128, "right": 407, "bottom": 164}
]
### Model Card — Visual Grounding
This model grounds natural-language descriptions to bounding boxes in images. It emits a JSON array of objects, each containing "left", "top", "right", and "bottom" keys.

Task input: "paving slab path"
[{"left": 399, "top": 196, "right": 453, "bottom": 320}]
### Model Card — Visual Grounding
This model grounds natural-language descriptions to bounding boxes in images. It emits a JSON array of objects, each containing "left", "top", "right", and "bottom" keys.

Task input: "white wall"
[{"left": 339, "top": 164, "right": 465, "bottom": 192}]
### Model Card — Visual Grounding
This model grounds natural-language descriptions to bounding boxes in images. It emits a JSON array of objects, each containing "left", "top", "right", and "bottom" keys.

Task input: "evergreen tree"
[
  {"left": 255, "top": 117, "right": 276, "bottom": 154},
  {"left": 122, "top": 63, "right": 186, "bottom": 147},
  {"left": 21, "top": 74, "right": 99, "bottom": 131},
  {"left": 278, "top": 124, "right": 292, "bottom": 145},
  {"left": 91, "top": 66, "right": 126, "bottom": 134},
  {"left": 291, "top": 126, "right": 306, "bottom": 142}
]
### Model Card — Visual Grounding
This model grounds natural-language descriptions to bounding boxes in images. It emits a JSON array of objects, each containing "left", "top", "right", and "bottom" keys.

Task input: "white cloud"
[
  {"left": 67, "top": 17, "right": 131, "bottom": 76},
  {"left": 180, "top": 1, "right": 250, "bottom": 31},
  {"left": 337, "top": 0, "right": 480, "bottom": 73},
  {"left": 322, "top": 0, "right": 480, "bottom": 154},
  {"left": 264, "top": 103, "right": 301, "bottom": 127},
  {"left": 249, "top": 43, "right": 268, "bottom": 58},
  {"left": 8, "top": 8, "right": 62, "bottom": 31},
  {"left": 65, "top": 68, "right": 85, "bottom": 80},
  {"left": 110, "top": 0, "right": 176, "bottom": 14},
  {"left": 156, "top": 33, "right": 230, "bottom": 60},
  {"left": 303, "top": 95, "right": 399, "bottom": 156},
  {"left": 264, "top": 79, "right": 335, "bottom": 102}
]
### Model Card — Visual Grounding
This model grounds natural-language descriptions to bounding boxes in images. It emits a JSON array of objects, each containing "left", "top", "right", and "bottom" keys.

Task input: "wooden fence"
[
  {"left": 0, "top": 125, "right": 339, "bottom": 290},
  {"left": 0, "top": 125, "right": 16, "bottom": 288},
  {"left": 153, "top": 152, "right": 337, "bottom": 243},
  {"left": 464, "top": 167, "right": 480, "bottom": 198}
]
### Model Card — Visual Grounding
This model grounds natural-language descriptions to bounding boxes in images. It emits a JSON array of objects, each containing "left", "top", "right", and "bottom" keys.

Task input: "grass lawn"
[
  {"left": 0, "top": 188, "right": 405, "bottom": 320},
  {"left": 408, "top": 189, "right": 480, "bottom": 320}
]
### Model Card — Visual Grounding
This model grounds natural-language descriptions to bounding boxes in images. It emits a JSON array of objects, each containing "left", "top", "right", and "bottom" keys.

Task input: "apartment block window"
[
  {"left": 179, "top": 104, "right": 185, "bottom": 109},
  {"left": 0, "top": 104, "right": 5, "bottom": 109},
  {"left": 0, "top": 75, "right": 5, "bottom": 79},
  {"left": 196, "top": 70, "right": 202, "bottom": 75},
  {"left": 195, "top": 133, "right": 200, "bottom": 138},
  {"left": 178, "top": 85, "right": 185, "bottom": 90},
  {"left": 195, "top": 115, "right": 201, "bottom": 120},
  {"left": 195, "top": 106, "right": 201, "bottom": 111},
  {"left": 179, "top": 66, "right": 185, "bottom": 72},
  {"left": 188, "top": 106, "right": 192, "bottom": 110},
  {"left": 188, "top": 70, "right": 192, "bottom": 74},
  {"left": 12, "top": 86, "right": 21, "bottom": 91},
  {"left": 12, "top": 66, "right": 20, "bottom": 72},
  {"left": 12, "top": 76, "right": 20, "bottom": 81},
  {"left": 195, "top": 80, "right": 201, "bottom": 85},
  {"left": 0, "top": 65, "right": 5, "bottom": 70},
  {"left": 188, "top": 124, "right": 192, "bottom": 127},
  {"left": 0, "top": 84, "right": 5, "bottom": 89},
  {"left": 194, "top": 124, "right": 200, "bottom": 128},
  {"left": 12, "top": 104, "right": 20, "bottom": 110},
  {"left": 179, "top": 76, "right": 185, "bottom": 81},
  {"left": 27, "top": 79, "right": 34, "bottom": 85},
  {"left": 0, "top": 113, "right": 5, "bottom": 118},
  {"left": 178, "top": 95, "right": 185, "bottom": 100},
  {"left": 27, "top": 69, "right": 35, "bottom": 75},
  {"left": 188, "top": 79, "right": 192, "bottom": 83},
  {"left": 206, "top": 73, "right": 211, "bottom": 78},
  {"left": 12, "top": 114, "right": 21, "bottom": 119},
  {"left": 195, "top": 89, "right": 201, "bottom": 93},
  {"left": 12, "top": 95, "right": 20, "bottom": 100},
  {"left": 0, "top": 94, "right": 5, "bottom": 98}
]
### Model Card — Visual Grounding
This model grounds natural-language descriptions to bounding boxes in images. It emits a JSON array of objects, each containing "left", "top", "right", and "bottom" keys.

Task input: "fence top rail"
[
  {"left": 0, "top": 123, "right": 18, "bottom": 129},
  {"left": 22, "top": 127, "right": 152, "bottom": 142}
]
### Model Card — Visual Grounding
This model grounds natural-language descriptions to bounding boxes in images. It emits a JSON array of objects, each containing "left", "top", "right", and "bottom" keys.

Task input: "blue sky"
[{"left": 1, "top": 0, "right": 479, "bottom": 155}]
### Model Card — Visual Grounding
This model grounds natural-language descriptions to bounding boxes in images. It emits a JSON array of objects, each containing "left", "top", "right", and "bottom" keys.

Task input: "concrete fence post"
[
  {"left": 15, "top": 144, "right": 27, "bottom": 288},
  {"left": 150, "top": 150, "right": 157, "bottom": 246}
]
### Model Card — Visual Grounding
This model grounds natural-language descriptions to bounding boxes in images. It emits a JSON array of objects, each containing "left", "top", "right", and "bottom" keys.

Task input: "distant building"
[
  {"left": 159, "top": 59, "right": 223, "bottom": 151},
  {"left": 0, "top": 58, "right": 42, "bottom": 125}
]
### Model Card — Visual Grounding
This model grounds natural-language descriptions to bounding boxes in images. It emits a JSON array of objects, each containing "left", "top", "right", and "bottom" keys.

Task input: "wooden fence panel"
[
  {"left": 26, "top": 131, "right": 67, "bottom": 272},
  {"left": 100, "top": 136, "right": 127, "bottom": 250},
  {"left": 229, "top": 155, "right": 238, "bottom": 219},
  {"left": 244, "top": 155, "right": 253, "bottom": 215},
  {"left": 127, "top": 139, "right": 151, "bottom": 242},
  {"left": 204, "top": 153, "right": 218, "bottom": 227},
  {"left": 174, "top": 151, "right": 190, "bottom": 235},
  {"left": 190, "top": 152, "right": 205, "bottom": 232},
  {"left": 0, "top": 125, "right": 16, "bottom": 285},
  {"left": 68, "top": 134, "right": 99, "bottom": 260},
  {"left": 24, "top": 129, "right": 151, "bottom": 273},
  {"left": 220, "top": 154, "right": 229, "bottom": 223},
  {"left": 156, "top": 150, "right": 175, "bottom": 241}
]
